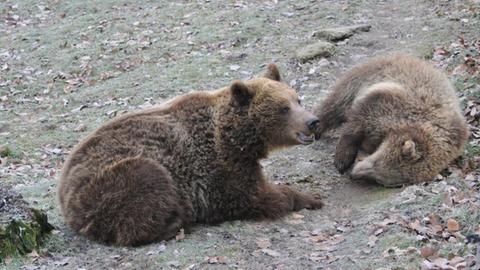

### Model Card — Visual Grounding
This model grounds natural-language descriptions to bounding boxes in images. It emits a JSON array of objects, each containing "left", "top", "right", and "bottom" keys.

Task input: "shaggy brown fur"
[
  {"left": 58, "top": 64, "right": 323, "bottom": 246},
  {"left": 313, "top": 54, "right": 469, "bottom": 187}
]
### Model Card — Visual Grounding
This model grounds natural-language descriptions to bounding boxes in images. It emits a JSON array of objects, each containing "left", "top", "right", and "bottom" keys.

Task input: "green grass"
[
  {"left": 378, "top": 233, "right": 416, "bottom": 250},
  {"left": 465, "top": 142, "right": 480, "bottom": 159}
]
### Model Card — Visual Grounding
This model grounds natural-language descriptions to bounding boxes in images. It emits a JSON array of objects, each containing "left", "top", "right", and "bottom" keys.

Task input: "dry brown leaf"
[
  {"left": 329, "top": 234, "right": 345, "bottom": 245},
  {"left": 261, "top": 248, "right": 280, "bottom": 257},
  {"left": 367, "top": 236, "right": 377, "bottom": 248},
  {"left": 430, "top": 257, "right": 449, "bottom": 269},
  {"left": 255, "top": 238, "right": 271, "bottom": 249},
  {"left": 420, "top": 246, "right": 438, "bottom": 259},
  {"left": 27, "top": 250, "right": 39, "bottom": 258},
  {"left": 74, "top": 123, "right": 87, "bottom": 132},
  {"left": 427, "top": 213, "right": 441, "bottom": 226},
  {"left": 286, "top": 213, "right": 305, "bottom": 224},
  {"left": 408, "top": 219, "right": 423, "bottom": 233},
  {"left": 291, "top": 213, "right": 304, "bottom": 219},
  {"left": 4, "top": 256, "right": 12, "bottom": 265},
  {"left": 373, "top": 228, "right": 384, "bottom": 236},
  {"left": 375, "top": 218, "right": 395, "bottom": 227},
  {"left": 206, "top": 256, "right": 227, "bottom": 264},
  {"left": 309, "top": 252, "right": 323, "bottom": 262},
  {"left": 175, "top": 228, "right": 185, "bottom": 241},
  {"left": 311, "top": 234, "right": 328, "bottom": 243},
  {"left": 314, "top": 243, "right": 337, "bottom": 252},
  {"left": 447, "top": 219, "right": 460, "bottom": 232},
  {"left": 449, "top": 256, "right": 465, "bottom": 266},
  {"left": 428, "top": 224, "right": 443, "bottom": 236}
]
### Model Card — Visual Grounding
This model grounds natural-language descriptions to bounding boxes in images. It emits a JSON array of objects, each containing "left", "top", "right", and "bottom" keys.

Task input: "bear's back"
[{"left": 381, "top": 54, "right": 460, "bottom": 114}]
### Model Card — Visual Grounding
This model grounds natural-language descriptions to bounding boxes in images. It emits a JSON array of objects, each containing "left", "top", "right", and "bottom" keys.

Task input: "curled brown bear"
[{"left": 313, "top": 54, "right": 469, "bottom": 187}]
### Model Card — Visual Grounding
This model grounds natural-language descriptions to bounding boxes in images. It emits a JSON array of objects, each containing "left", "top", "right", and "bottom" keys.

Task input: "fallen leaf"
[
  {"left": 420, "top": 246, "right": 438, "bottom": 259},
  {"left": 449, "top": 256, "right": 465, "bottom": 266},
  {"left": 261, "top": 248, "right": 280, "bottom": 257},
  {"left": 430, "top": 257, "right": 449, "bottom": 269},
  {"left": 53, "top": 257, "right": 70, "bottom": 266},
  {"left": 206, "top": 256, "right": 227, "bottom": 264},
  {"left": 367, "top": 236, "right": 378, "bottom": 248},
  {"left": 427, "top": 224, "right": 443, "bottom": 236},
  {"left": 427, "top": 213, "right": 441, "bottom": 226},
  {"left": 373, "top": 228, "right": 384, "bottom": 236},
  {"left": 229, "top": 65, "right": 240, "bottom": 71},
  {"left": 311, "top": 234, "right": 328, "bottom": 243},
  {"left": 286, "top": 213, "right": 305, "bottom": 224},
  {"left": 314, "top": 243, "right": 337, "bottom": 252},
  {"left": 291, "top": 213, "right": 304, "bottom": 219},
  {"left": 175, "top": 228, "right": 185, "bottom": 241},
  {"left": 375, "top": 218, "right": 395, "bottom": 227},
  {"left": 447, "top": 219, "right": 460, "bottom": 232},
  {"left": 256, "top": 238, "right": 271, "bottom": 249},
  {"left": 74, "top": 123, "right": 87, "bottom": 132},
  {"left": 309, "top": 253, "right": 323, "bottom": 262}
]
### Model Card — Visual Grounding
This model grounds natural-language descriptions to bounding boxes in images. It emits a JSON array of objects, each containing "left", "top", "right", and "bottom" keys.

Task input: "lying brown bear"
[
  {"left": 313, "top": 54, "right": 469, "bottom": 187},
  {"left": 58, "top": 64, "right": 323, "bottom": 246}
]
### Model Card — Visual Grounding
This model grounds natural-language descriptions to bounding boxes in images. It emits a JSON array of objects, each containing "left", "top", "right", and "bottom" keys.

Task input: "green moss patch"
[{"left": 0, "top": 188, "right": 54, "bottom": 264}]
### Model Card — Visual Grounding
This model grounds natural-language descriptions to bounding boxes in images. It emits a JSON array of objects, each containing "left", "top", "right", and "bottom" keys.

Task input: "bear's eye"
[
  {"left": 297, "top": 99, "right": 301, "bottom": 105},
  {"left": 280, "top": 107, "right": 290, "bottom": 114}
]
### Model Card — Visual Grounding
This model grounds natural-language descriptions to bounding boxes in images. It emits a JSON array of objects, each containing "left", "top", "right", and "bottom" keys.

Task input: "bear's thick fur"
[
  {"left": 313, "top": 54, "right": 469, "bottom": 187},
  {"left": 58, "top": 65, "right": 323, "bottom": 246}
]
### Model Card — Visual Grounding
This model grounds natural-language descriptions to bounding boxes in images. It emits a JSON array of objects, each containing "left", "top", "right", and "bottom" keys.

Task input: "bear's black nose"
[{"left": 307, "top": 118, "right": 320, "bottom": 131}]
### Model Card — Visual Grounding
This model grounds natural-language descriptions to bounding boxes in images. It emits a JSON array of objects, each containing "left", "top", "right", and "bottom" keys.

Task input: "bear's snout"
[{"left": 306, "top": 118, "right": 320, "bottom": 131}]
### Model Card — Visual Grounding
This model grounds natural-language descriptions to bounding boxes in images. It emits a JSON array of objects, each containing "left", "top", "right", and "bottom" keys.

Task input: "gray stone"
[
  {"left": 296, "top": 41, "right": 336, "bottom": 62},
  {"left": 314, "top": 24, "right": 372, "bottom": 41}
]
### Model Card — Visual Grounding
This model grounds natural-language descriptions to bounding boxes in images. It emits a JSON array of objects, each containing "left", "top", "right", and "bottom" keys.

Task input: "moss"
[
  {"left": 0, "top": 146, "right": 14, "bottom": 158},
  {"left": 0, "top": 209, "right": 54, "bottom": 263}
]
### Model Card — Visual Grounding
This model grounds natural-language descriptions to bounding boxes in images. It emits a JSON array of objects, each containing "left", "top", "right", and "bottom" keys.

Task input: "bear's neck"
[{"left": 214, "top": 104, "right": 268, "bottom": 166}]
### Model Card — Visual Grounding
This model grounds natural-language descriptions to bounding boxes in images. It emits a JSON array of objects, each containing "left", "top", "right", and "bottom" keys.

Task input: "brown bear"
[
  {"left": 313, "top": 53, "right": 469, "bottom": 187},
  {"left": 58, "top": 64, "right": 323, "bottom": 246}
]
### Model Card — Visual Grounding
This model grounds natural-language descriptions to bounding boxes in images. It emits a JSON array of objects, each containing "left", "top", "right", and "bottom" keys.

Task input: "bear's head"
[
  {"left": 229, "top": 64, "right": 319, "bottom": 149},
  {"left": 350, "top": 125, "right": 435, "bottom": 186}
]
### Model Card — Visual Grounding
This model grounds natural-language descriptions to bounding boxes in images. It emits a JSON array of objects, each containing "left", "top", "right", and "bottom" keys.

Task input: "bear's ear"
[
  {"left": 401, "top": 140, "right": 421, "bottom": 160},
  {"left": 231, "top": 80, "right": 253, "bottom": 106},
  {"left": 263, "top": 63, "right": 281, "bottom": 81}
]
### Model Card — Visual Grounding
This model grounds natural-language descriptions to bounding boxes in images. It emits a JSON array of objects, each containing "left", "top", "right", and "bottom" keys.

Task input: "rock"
[
  {"left": 313, "top": 24, "right": 372, "bottom": 41},
  {"left": 0, "top": 187, "right": 54, "bottom": 263},
  {"left": 296, "top": 41, "right": 336, "bottom": 63}
]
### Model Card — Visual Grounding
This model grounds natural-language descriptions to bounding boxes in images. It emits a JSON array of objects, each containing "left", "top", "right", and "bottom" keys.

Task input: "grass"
[{"left": 378, "top": 233, "right": 416, "bottom": 250}]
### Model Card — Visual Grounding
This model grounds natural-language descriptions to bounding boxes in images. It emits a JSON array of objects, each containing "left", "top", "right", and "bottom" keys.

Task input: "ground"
[{"left": 0, "top": 0, "right": 479, "bottom": 269}]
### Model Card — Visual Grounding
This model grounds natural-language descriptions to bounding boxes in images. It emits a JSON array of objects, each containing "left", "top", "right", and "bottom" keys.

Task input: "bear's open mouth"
[{"left": 296, "top": 132, "right": 315, "bottom": 145}]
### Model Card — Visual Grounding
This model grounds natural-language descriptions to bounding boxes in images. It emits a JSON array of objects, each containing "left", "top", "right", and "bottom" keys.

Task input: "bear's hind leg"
[{"left": 70, "top": 157, "right": 184, "bottom": 246}]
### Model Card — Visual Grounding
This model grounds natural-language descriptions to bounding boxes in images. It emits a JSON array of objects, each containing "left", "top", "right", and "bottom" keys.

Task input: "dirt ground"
[{"left": 1, "top": 0, "right": 480, "bottom": 269}]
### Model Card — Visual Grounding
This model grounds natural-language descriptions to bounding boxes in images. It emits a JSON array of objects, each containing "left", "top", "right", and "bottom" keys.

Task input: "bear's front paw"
[
  {"left": 300, "top": 194, "right": 324, "bottom": 210},
  {"left": 334, "top": 152, "right": 355, "bottom": 174}
]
